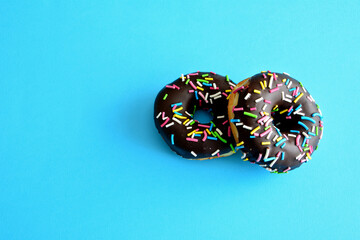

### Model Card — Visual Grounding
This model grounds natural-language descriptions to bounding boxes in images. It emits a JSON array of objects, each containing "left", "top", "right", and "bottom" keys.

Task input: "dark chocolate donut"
[
  {"left": 228, "top": 71, "right": 323, "bottom": 173},
  {"left": 154, "top": 72, "right": 237, "bottom": 159}
]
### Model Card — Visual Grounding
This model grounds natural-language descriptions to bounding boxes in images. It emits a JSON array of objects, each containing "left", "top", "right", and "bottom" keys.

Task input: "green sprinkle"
[
  {"left": 316, "top": 126, "right": 319, "bottom": 136},
  {"left": 190, "top": 120, "right": 196, "bottom": 126},
  {"left": 303, "top": 147, "right": 310, "bottom": 151},
  {"left": 202, "top": 74, "right": 208, "bottom": 77},
  {"left": 244, "top": 112, "right": 257, "bottom": 118},
  {"left": 226, "top": 75, "right": 229, "bottom": 81},
  {"left": 230, "top": 143, "right": 235, "bottom": 153},
  {"left": 185, "top": 79, "right": 190, "bottom": 85},
  {"left": 299, "top": 82, "right": 303, "bottom": 87},
  {"left": 163, "top": 94, "right": 168, "bottom": 100},
  {"left": 210, "top": 121, "right": 216, "bottom": 127},
  {"left": 193, "top": 105, "right": 196, "bottom": 115},
  {"left": 213, "top": 131, "right": 227, "bottom": 143},
  {"left": 196, "top": 79, "right": 209, "bottom": 83},
  {"left": 264, "top": 126, "right": 271, "bottom": 130}
]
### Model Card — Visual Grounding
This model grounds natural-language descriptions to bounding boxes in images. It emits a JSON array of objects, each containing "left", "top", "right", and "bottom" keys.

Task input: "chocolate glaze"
[
  {"left": 154, "top": 72, "right": 237, "bottom": 159},
  {"left": 229, "top": 72, "right": 323, "bottom": 172}
]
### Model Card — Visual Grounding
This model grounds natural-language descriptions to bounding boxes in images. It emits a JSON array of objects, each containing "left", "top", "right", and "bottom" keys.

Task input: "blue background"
[{"left": 1, "top": 1, "right": 359, "bottom": 239}]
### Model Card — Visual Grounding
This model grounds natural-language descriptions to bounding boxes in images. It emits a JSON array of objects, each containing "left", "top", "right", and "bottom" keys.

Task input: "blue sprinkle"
[
  {"left": 194, "top": 134, "right": 201, "bottom": 137},
  {"left": 285, "top": 79, "right": 290, "bottom": 85},
  {"left": 295, "top": 104, "right": 302, "bottom": 111},
  {"left": 290, "top": 130, "right": 300, "bottom": 133},
  {"left": 302, "top": 138, "right": 307, "bottom": 147},
  {"left": 209, "top": 123, "right": 213, "bottom": 131},
  {"left": 236, "top": 146, "right": 244, "bottom": 150},
  {"left": 171, "top": 102, "right": 182, "bottom": 107},
  {"left": 275, "top": 138, "right": 286, "bottom": 147},
  {"left": 275, "top": 127, "right": 282, "bottom": 136},
  {"left": 174, "top": 111, "right": 182, "bottom": 115},
  {"left": 281, "top": 143, "right": 286, "bottom": 149},
  {"left": 171, "top": 134, "right": 174, "bottom": 145},
  {"left": 203, "top": 83, "right": 212, "bottom": 86},
  {"left": 281, "top": 152, "right": 285, "bottom": 160},
  {"left": 301, "top": 116, "right": 315, "bottom": 123},
  {"left": 312, "top": 113, "right": 323, "bottom": 119},
  {"left": 264, "top": 157, "right": 276, "bottom": 162},
  {"left": 250, "top": 136, "right": 256, "bottom": 138},
  {"left": 230, "top": 119, "right": 241, "bottom": 123},
  {"left": 295, "top": 92, "right": 300, "bottom": 97},
  {"left": 195, "top": 91, "right": 198, "bottom": 100},
  {"left": 207, "top": 136, "right": 217, "bottom": 141},
  {"left": 308, "top": 132, "right": 316, "bottom": 136},
  {"left": 289, "top": 87, "right": 296, "bottom": 92},
  {"left": 287, "top": 109, "right": 293, "bottom": 116},
  {"left": 298, "top": 121, "right": 309, "bottom": 130}
]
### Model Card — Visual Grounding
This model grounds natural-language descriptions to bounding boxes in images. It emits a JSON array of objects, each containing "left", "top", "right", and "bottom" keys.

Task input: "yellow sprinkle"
[
  {"left": 197, "top": 86, "right": 204, "bottom": 91},
  {"left": 243, "top": 158, "right": 249, "bottom": 161},
  {"left": 264, "top": 80, "right": 267, "bottom": 88},
  {"left": 280, "top": 109, "right": 288, "bottom": 114},
  {"left": 261, "top": 71, "right": 266, "bottom": 73},
  {"left": 267, "top": 73, "right": 273, "bottom": 76},
  {"left": 237, "top": 141, "right": 244, "bottom": 146},
  {"left": 306, "top": 152, "right": 312, "bottom": 160},
  {"left": 187, "top": 129, "right": 197, "bottom": 136},
  {"left": 173, "top": 107, "right": 183, "bottom": 112},
  {"left": 260, "top": 81, "right": 265, "bottom": 89},
  {"left": 204, "top": 77, "right": 213, "bottom": 80},
  {"left": 276, "top": 137, "right": 283, "bottom": 142},
  {"left": 250, "top": 126, "right": 260, "bottom": 135},
  {"left": 282, "top": 78, "right": 286, "bottom": 82},
  {"left": 206, "top": 129, "right": 212, "bottom": 135},
  {"left": 263, "top": 112, "right": 269, "bottom": 116},
  {"left": 225, "top": 89, "right": 232, "bottom": 92},
  {"left": 273, "top": 105, "right": 278, "bottom": 110},
  {"left": 226, "top": 95, "right": 231, "bottom": 100},
  {"left": 253, "top": 89, "right": 261, "bottom": 94},
  {"left": 293, "top": 93, "right": 304, "bottom": 103},
  {"left": 174, "top": 114, "right": 187, "bottom": 119},
  {"left": 183, "top": 119, "right": 189, "bottom": 125},
  {"left": 195, "top": 131, "right": 203, "bottom": 134},
  {"left": 262, "top": 142, "right": 271, "bottom": 145}
]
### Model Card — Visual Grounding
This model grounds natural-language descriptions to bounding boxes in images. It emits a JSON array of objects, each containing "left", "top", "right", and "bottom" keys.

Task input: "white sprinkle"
[
  {"left": 244, "top": 93, "right": 251, "bottom": 100},
  {"left": 283, "top": 72, "right": 290, "bottom": 76},
  {"left": 264, "top": 147, "right": 270, "bottom": 159},
  {"left": 266, "top": 131, "right": 273, "bottom": 140},
  {"left": 287, "top": 81, "right": 292, "bottom": 88},
  {"left": 288, "top": 134, "right": 297, "bottom": 138},
  {"left": 241, "top": 152, "right": 247, "bottom": 159},
  {"left": 286, "top": 94, "right": 293, "bottom": 99},
  {"left": 262, "top": 104, "right": 267, "bottom": 110},
  {"left": 229, "top": 82, "right": 236, "bottom": 87},
  {"left": 269, "top": 75, "right": 273, "bottom": 89},
  {"left": 211, "top": 149, "right": 220, "bottom": 156},
  {"left": 216, "top": 128, "right": 223, "bottom": 136},
  {"left": 302, "top": 132, "right": 309, "bottom": 138},
  {"left": 191, "top": 151, "right": 197, "bottom": 157},
  {"left": 172, "top": 117, "right": 182, "bottom": 124},
  {"left": 185, "top": 111, "right": 192, "bottom": 117},
  {"left": 196, "top": 81, "right": 203, "bottom": 87},
  {"left": 235, "top": 122, "right": 243, "bottom": 126},
  {"left": 213, "top": 83, "right": 217, "bottom": 89},
  {"left": 210, "top": 92, "right": 221, "bottom": 98},
  {"left": 243, "top": 125, "right": 252, "bottom": 130},
  {"left": 214, "top": 95, "right": 221, "bottom": 100},
  {"left": 186, "top": 126, "right": 192, "bottom": 130},
  {"left": 319, "top": 109, "right": 323, "bottom": 115},
  {"left": 156, "top": 112, "right": 162, "bottom": 119},
  {"left": 307, "top": 96, "right": 313, "bottom": 102},
  {"left": 283, "top": 98, "right": 292, "bottom": 103},
  {"left": 272, "top": 135, "right": 278, "bottom": 142},
  {"left": 255, "top": 97, "right": 264, "bottom": 102},
  {"left": 269, "top": 157, "right": 279, "bottom": 168},
  {"left": 217, "top": 115, "right": 225, "bottom": 119},
  {"left": 165, "top": 122, "right": 174, "bottom": 128},
  {"left": 191, "top": 133, "right": 195, "bottom": 138},
  {"left": 312, "top": 126, "right": 315, "bottom": 132},
  {"left": 181, "top": 74, "right": 185, "bottom": 82},
  {"left": 210, "top": 99, "right": 213, "bottom": 104},
  {"left": 302, "top": 86, "right": 307, "bottom": 93},
  {"left": 281, "top": 91, "right": 285, "bottom": 100},
  {"left": 205, "top": 92, "right": 209, "bottom": 101},
  {"left": 296, "top": 152, "right": 305, "bottom": 160},
  {"left": 259, "top": 164, "right": 267, "bottom": 167},
  {"left": 185, "top": 120, "right": 193, "bottom": 126}
]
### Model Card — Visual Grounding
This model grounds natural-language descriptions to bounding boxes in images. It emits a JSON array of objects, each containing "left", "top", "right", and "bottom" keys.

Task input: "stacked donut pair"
[{"left": 154, "top": 71, "right": 323, "bottom": 173}]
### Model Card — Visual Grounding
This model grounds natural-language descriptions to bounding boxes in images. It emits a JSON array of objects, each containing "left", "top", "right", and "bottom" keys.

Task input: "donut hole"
[
  {"left": 193, "top": 109, "right": 213, "bottom": 124},
  {"left": 271, "top": 108, "right": 301, "bottom": 133}
]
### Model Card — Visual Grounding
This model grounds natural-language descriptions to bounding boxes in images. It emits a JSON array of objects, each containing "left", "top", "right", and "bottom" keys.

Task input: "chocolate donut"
[
  {"left": 154, "top": 72, "right": 237, "bottom": 159},
  {"left": 228, "top": 71, "right": 323, "bottom": 173}
]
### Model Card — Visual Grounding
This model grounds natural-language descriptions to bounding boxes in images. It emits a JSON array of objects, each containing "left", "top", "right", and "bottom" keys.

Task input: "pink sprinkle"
[
  {"left": 232, "top": 87, "right": 242, "bottom": 94},
  {"left": 202, "top": 131, "right": 207, "bottom": 142},
  {"left": 222, "top": 120, "right": 228, "bottom": 125},
  {"left": 230, "top": 86, "right": 234, "bottom": 90},
  {"left": 166, "top": 85, "right": 175, "bottom": 89},
  {"left": 260, "top": 112, "right": 264, "bottom": 117},
  {"left": 284, "top": 134, "right": 289, "bottom": 140},
  {"left": 198, "top": 92, "right": 208, "bottom": 103},
  {"left": 288, "top": 106, "right": 293, "bottom": 112},
  {"left": 273, "top": 73, "right": 277, "bottom": 81},
  {"left": 286, "top": 116, "right": 291, "bottom": 119},
  {"left": 210, "top": 87, "right": 219, "bottom": 90},
  {"left": 256, "top": 153, "right": 262, "bottom": 162},
  {"left": 217, "top": 153, "right": 220, "bottom": 157},
  {"left": 186, "top": 138, "right": 198, "bottom": 142},
  {"left": 306, "top": 139, "right": 310, "bottom": 144},
  {"left": 160, "top": 118, "right": 170, "bottom": 128},
  {"left": 188, "top": 90, "right": 194, "bottom": 93},
  {"left": 162, "top": 112, "right": 166, "bottom": 120},
  {"left": 260, "top": 128, "right": 271, "bottom": 137},
  {"left": 296, "top": 135, "right": 301, "bottom": 146},
  {"left": 189, "top": 73, "right": 198, "bottom": 76},
  {"left": 265, "top": 118, "right": 273, "bottom": 127},
  {"left": 198, "top": 124, "right": 210, "bottom": 128},
  {"left": 199, "top": 100, "right": 202, "bottom": 106},
  {"left": 172, "top": 105, "right": 177, "bottom": 111},
  {"left": 307, "top": 96, "right": 313, "bottom": 102},
  {"left": 269, "top": 87, "right": 279, "bottom": 93},
  {"left": 250, "top": 107, "right": 257, "bottom": 111},
  {"left": 298, "top": 145, "right": 303, "bottom": 152},
  {"left": 253, "top": 133, "right": 259, "bottom": 137},
  {"left": 210, "top": 71, "right": 216, "bottom": 75},
  {"left": 262, "top": 73, "right": 267, "bottom": 78},
  {"left": 283, "top": 167, "right": 291, "bottom": 172},
  {"left": 309, "top": 145, "right": 314, "bottom": 154},
  {"left": 264, "top": 99, "right": 271, "bottom": 104},
  {"left": 276, "top": 83, "right": 282, "bottom": 87},
  {"left": 228, "top": 126, "right": 231, "bottom": 137},
  {"left": 300, "top": 159, "right": 306, "bottom": 163},
  {"left": 189, "top": 81, "right": 197, "bottom": 90},
  {"left": 187, "top": 74, "right": 190, "bottom": 79},
  {"left": 233, "top": 107, "right": 243, "bottom": 112},
  {"left": 257, "top": 115, "right": 269, "bottom": 123},
  {"left": 276, "top": 151, "right": 282, "bottom": 157},
  {"left": 222, "top": 92, "right": 228, "bottom": 97},
  {"left": 173, "top": 84, "right": 180, "bottom": 90}
]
